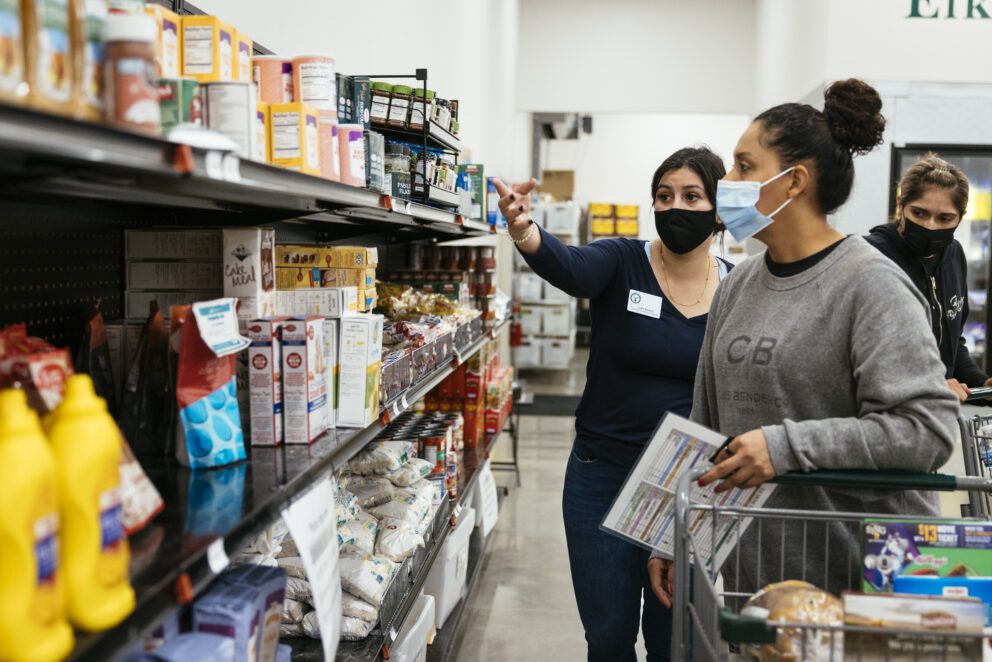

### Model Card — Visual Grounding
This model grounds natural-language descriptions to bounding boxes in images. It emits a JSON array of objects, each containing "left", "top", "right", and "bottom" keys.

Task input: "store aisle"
[{"left": 449, "top": 351, "right": 650, "bottom": 661}]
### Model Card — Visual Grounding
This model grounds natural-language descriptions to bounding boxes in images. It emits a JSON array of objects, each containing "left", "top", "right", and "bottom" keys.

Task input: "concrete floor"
[{"left": 450, "top": 350, "right": 650, "bottom": 661}]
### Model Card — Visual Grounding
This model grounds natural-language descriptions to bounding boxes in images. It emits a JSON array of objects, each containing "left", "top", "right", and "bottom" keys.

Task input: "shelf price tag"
[
  {"left": 282, "top": 477, "right": 341, "bottom": 662},
  {"left": 400, "top": 394, "right": 410, "bottom": 411},
  {"left": 391, "top": 401, "right": 402, "bottom": 418},
  {"left": 223, "top": 153, "right": 242, "bottom": 183},
  {"left": 205, "top": 151, "right": 225, "bottom": 180},
  {"left": 206, "top": 538, "right": 230, "bottom": 575}
]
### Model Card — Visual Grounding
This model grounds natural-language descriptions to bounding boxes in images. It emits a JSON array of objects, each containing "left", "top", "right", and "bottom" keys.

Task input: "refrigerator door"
[{"left": 891, "top": 145, "right": 992, "bottom": 372}]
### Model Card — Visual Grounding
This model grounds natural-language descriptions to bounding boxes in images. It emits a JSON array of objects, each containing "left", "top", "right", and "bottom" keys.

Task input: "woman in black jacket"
[{"left": 867, "top": 152, "right": 990, "bottom": 401}]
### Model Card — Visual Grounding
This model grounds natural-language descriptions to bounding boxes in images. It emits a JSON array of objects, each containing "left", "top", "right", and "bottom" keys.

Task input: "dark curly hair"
[
  {"left": 650, "top": 146, "right": 726, "bottom": 206},
  {"left": 755, "top": 79, "right": 886, "bottom": 215}
]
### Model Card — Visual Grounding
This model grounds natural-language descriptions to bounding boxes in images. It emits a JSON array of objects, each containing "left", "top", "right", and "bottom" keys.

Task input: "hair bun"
[{"left": 822, "top": 79, "right": 885, "bottom": 156}]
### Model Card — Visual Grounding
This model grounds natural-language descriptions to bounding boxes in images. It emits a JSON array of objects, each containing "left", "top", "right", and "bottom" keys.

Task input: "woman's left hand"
[{"left": 698, "top": 429, "right": 776, "bottom": 492}]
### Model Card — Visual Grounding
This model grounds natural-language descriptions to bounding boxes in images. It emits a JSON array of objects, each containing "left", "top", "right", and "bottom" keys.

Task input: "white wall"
[
  {"left": 753, "top": 0, "right": 829, "bottom": 111},
  {"left": 193, "top": 0, "right": 530, "bottom": 180},
  {"left": 541, "top": 113, "right": 750, "bottom": 240},
  {"left": 517, "top": 0, "right": 757, "bottom": 114}
]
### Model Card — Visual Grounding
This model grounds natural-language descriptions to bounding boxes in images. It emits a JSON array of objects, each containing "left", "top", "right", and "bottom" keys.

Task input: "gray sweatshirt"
[{"left": 688, "top": 237, "right": 958, "bottom": 597}]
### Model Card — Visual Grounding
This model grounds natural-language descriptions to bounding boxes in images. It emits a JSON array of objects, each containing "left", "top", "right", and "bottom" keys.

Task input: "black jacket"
[{"left": 866, "top": 223, "right": 988, "bottom": 386}]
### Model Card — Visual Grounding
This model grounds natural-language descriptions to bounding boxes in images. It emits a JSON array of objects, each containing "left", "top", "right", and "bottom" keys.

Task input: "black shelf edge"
[
  {"left": 0, "top": 102, "right": 484, "bottom": 240},
  {"left": 66, "top": 320, "right": 510, "bottom": 662},
  {"left": 373, "top": 121, "right": 462, "bottom": 154}
]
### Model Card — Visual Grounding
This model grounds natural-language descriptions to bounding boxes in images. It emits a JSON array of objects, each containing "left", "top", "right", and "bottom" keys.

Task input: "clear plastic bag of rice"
[
  {"left": 282, "top": 598, "right": 308, "bottom": 624},
  {"left": 385, "top": 458, "right": 434, "bottom": 487},
  {"left": 368, "top": 492, "right": 430, "bottom": 526},
  {"left": 342, "top": 511, "right": 379, "bottom": 555},
  {"left": 347, "top": 441, "right": 416, "bottom": 476},
  {"left": 342, "top": 592, "right": 379, "bottom": 623},
  {"left": 741, "top": 581, "right": 843, "bottom": 662},
  {"left": 340, "top": 615, "right": 376, "bottom": 641},
  {"left": 345, "top": 479, "right": 396, "bottom": 509},
  {"left": 375, "top": 517, "right": 425, "bottom": 562},
  {"left": 339, "top": 555, "right": 398, "bottom": 608}
]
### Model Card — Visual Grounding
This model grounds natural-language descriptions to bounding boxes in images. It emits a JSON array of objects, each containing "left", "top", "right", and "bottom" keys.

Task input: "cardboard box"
[
  {"left": 192, "top": 581, "right": 261, "bottom": 662},
  {"left": 365, "top": 130, "right": 385, "bottom": 192},
  {"left": 275, "top": 290, "right": 308, "bottom": 318},
  {"left": 615, "top": 204, "right": 638, "bottom": 219},
  {"left": 337, "top": 314, "right": 383, "bottom": 428},
  {"left": 321, "top": 268, "right": 375, "bottom": 289},
  {"left": 126, "top": 262, "right": 223, "bottom": 291},
  {"left": 247, "top": 318, "right": 286, "bottom": 446},
  {"left": 543, "top": 202, "right": 580, "bottom": 233},
  {"left": 329, "top": 246, "right": 379, "bottom": 269},
  {"left": 512, "top": 339, "right": 541, "bottom": 369},
  {"left": 539, "top": 169, "right": 575, "bottom": 201},
  {"left": 254, "top": 101, "right": 270, "bottom": 163},
  {"left": 591, "top": 218, "right": 616, "bottom": 236},
  {"left": 336, "top": 73, "right": 354, "bottom": 122},
  {"left": 542, "top": 304, "right": 572, "bottom": 336},
  {"left": 456, "top": 164, "right": 486, "bottom": 222},
  {"left": 275, "top": 244, "right": 330, "bottom": 268},
  {"left": 542, "top": 337, "right": 574, "bottom": 369},
  {"left": 126, "top": 229, "right": 221, "bottom": 260},
  {"left": 322, "top": 287, "right": 359, "bottom": 317},
  {"left": 276, "top": 267, "right": 318, "bottom": 290},
  {"left": 234, "top": 31, "right": 253, "bottom": 83},
  {"left": 515, "top": 273, "right": 543, "bottom": 303},
  {"left": 182, "top": 15, "right": 234, "bottom": 83},
  {"left": 588, "top": 202, "right": 613, "bottom": 217},
  {"left": 351, "top": 76, "right": 371, "bottom": 129},
  {"left": 616, "top": 219, "right": 639, "bottom": 237},
  {"left": 223, "top": 228, "right": 276, "bottom": 321},
  {"left": 323, "top": 319, "right": 338, "bottom": 429},
  {"left": 281, "top": 317, "right": 327, "bottom": 444},
  {"left": 126, "top": 291, "right": 222, "bottom": 321},
  {"left": 269, "top": 102, "right": 320, "bottom": 176},
  {"left": 216, "top": 565, "right": 286, "bottom": 662},
  {"left": 543, "top": 281, "right": 572, "bottom": 303},
  {"left": 519, "top": 305, "right": 541, "bottom": 335},
  {"left": 146, "top": 4, "right": 182, "bottom": 79}
]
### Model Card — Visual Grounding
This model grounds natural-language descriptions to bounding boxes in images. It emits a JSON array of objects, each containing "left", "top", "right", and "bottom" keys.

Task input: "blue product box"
[
  {"left": 193, "top": 581, "right": 262, "bottom": 662},
  {"left": 152, "top": 633, "right": 235, "bottom": 662},
  {"left": 218, "top": 565, "right": 287, "bottom": 662},
  {"left": 894, "top": 575, "right": 992, "bottom": 624}
]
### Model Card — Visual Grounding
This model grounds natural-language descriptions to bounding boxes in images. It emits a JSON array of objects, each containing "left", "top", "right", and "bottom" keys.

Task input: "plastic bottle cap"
[
  {"left": 392, "top": 85, "right": 413, "bottom": 95},
  {"left": 0, "top": 389, "right": 43, "bottom": 437},
  {"left": 413, "top": 88, "right": 436, "bottom": 100},
  {"left": 103, "top": 12, "right": 157, "bottom": 43},
  {"left": 372, "top": 82, "right": 394, "bottom": 93},
  {"left": 58, "top": 374, "right": 108, "bottom": 415}
]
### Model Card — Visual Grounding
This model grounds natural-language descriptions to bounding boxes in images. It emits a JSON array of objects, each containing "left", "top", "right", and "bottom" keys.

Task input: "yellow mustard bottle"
[
  {"left": 47, "top": 374, "right": 134, "bottom": 631},
  {"left": 0, "top": 389, "right": 74, "bottom": 662}
]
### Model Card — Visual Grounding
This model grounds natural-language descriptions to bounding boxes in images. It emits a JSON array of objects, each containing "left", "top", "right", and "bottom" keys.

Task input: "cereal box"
[
  {"left": 337, "top": 314, "right": 383, "bottom": 428},
  {"left": 247, "top": 318, "right": 287, "bottom": 446},
  {"left": 281, "top": 317, "right": 327, "bottom": 443}
]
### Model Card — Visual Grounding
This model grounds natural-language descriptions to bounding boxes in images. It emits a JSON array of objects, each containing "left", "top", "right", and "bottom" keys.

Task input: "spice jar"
[
  {"left": 369, "top": 81, "right": 392, "bottom": 126},
  {"left": 103, "top": 12, "right": 161, "bottom": 134},
  {"left": 409, "top": 87, "right": 434, "bottom": 130},
  {"left": 387, "top": 84, "right": 412, "bottom": 128},
  {"left": 384, "top": 142, "right": 411, "bottom": 174}
]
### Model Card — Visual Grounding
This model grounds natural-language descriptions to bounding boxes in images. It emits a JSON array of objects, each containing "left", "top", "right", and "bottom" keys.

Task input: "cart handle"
[{"left": 771, "top": 470, "right": 989, "bottom": 492}]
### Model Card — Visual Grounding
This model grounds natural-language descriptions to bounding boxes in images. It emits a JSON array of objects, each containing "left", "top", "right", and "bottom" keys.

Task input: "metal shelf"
[
  {"left": 0, "top": 102, "right": 485, "bottom": 240},
  {"left": 375, "top": 121, "right": 463, "bottom": 154},
  {"left": 65, "top": 320, "right": 509, "bottom": 662}
]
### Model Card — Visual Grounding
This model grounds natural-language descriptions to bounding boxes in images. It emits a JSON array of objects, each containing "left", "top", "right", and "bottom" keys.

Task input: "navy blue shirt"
[{"left": 521, "top": 227, "right": 730, "bottom": 469}]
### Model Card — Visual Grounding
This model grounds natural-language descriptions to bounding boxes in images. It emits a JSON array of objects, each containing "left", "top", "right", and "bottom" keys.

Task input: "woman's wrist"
[{"left": 510, "top": 220, "right": 536, "bottom": 244}]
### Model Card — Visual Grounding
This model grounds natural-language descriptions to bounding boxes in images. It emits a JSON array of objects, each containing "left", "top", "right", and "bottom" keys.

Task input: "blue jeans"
[{"left": 563, "top": 447, "right": 672, "bottom": 662}]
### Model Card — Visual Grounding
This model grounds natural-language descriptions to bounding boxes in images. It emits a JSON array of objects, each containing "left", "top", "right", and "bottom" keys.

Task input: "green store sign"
[{"left": 908, "top": 0, "right": 991, "bottom": 18}]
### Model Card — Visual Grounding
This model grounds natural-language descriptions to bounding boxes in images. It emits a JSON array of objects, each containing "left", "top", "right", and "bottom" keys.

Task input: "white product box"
[
  {"left": 337, "top": 314, "right": 383, "bottom": 428},
  {"left": 276, "top": 290, "right": 308, "bottom": 317},
  {"left": 247, "top": 318, "right": 287, "bottom": 446},
  {"left": 126, "top": 291, "right": 223, "bottom": 320},
  {"left": 543, "top": 202, "right": 580, "bottom": 234},
  {"left": 125, "top": 229, "right": 222, "bottom": 260},
  {"left": 515, "top": 273, "right": 543, "bottom": 303},
  {"left": 543, "top": 281, "right": 572, "bottom": 302},
  {"left": 315, "top": 287, "right": 358, "bottom": 318},
  {"left": 423, "top": 506, "right": 475, "bottom": 629},
  {"left": 519, "top": 305, "right": 542, "bottom": 335},
  {"left": 511, "top": 338, "right": 541, "bottom": 370},
  {"left": 223, "top": 228, "right": 277, "bottom": 321},
  {"left": 281, "top": 317, "right": 328, "bottom": 444},
  {"left": 323, "top": 319, "right": 338, "bottom": 429},
  {"left": 542, "top": 304, "right": 573, "bottom": 336},
  {"left": 542, "top": 337, "right": 574, "bottom": 369},
  {"left": 126, "top": 262, "right": 224, "bottom": 291}
]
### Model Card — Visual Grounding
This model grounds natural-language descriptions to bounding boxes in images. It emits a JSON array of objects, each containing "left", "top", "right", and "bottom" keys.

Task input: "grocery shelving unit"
[{"left": 0, "top": 34, "right": 504, "bottom": 658}]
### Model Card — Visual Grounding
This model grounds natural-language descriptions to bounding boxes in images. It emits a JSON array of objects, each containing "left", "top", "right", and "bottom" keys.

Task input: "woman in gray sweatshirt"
[{"left": 649, "top": 80, "right": 959, "bottom": 605}]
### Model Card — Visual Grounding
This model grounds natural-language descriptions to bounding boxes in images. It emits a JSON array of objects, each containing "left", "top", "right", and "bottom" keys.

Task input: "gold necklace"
[{"left": 659, "top": 252, "right": 712, "bottom": 307}]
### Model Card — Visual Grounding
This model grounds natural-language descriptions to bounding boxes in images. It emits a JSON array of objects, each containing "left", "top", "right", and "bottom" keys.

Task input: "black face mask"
[
  {"left": 654, "top": 208, "right": 718, "bottom": 255},
  {"left": 901, "top": 217, "right": 956, "bottom": 258}
]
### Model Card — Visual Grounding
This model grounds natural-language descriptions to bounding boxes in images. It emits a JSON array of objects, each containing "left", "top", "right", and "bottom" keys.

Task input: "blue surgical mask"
[{"left": 716, "top": 167, "right": 796, "bottom": 242}]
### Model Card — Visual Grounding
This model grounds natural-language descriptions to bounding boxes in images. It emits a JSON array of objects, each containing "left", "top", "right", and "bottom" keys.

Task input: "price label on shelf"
[
  {"left": 223, "top": 153, "right": 242, "bottom": 183},
  {"left": 283, "top": 478, "right": 341, "bottom": 661},
  {"left": 391, "top": 401, "right": 402, "bottom": 418},
  {"left": 401, "top": 394, "right": 410, "bottom": 411},
  {"left": 206, "top": 538, "right": 230, "bottom": 575},
  {"left": 389, "top": 627, "right": 398, "bottom": 642},
  {"left": 205, "top": 151, "right": 224, "bottom": 180}
]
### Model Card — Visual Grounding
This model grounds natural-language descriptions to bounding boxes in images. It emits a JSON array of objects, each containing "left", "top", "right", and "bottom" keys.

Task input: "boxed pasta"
[
  {"left": 337, "top": 314, "right": 383, "bottom": 428},
  {"left": 281, "top": 317, "right": 327, "bottom": 444}
]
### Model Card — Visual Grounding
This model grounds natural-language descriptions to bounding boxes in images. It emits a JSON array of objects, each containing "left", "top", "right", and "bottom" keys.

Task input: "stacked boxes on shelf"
[
  {"left": 589, "top": 202, "right": 639, "bottom": 238},
  {"left": 512, "top": 201, "right": 577, "bottom": 370},
  {"left": 274, "top": 244, "right": 378, "bottom": 315}
]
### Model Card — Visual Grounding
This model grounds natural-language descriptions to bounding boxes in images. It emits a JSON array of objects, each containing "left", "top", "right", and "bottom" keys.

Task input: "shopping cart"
[
  {"left": 959, "top": 412, "right": 992, "bottom": 517},
  {"left": 672, "top": 466, "right": 992, "bottom": 661}
]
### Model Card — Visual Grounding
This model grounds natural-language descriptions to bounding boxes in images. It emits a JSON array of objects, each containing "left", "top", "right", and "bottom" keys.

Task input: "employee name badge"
[{"left": 627, "top": 289, "right": 663, "bottom": 318}]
